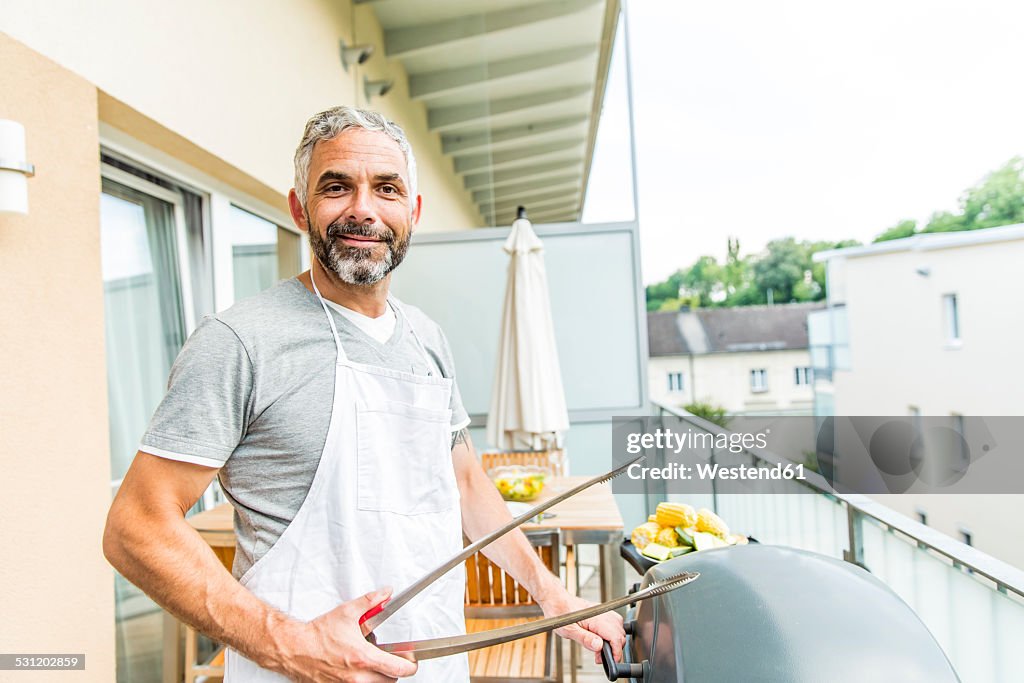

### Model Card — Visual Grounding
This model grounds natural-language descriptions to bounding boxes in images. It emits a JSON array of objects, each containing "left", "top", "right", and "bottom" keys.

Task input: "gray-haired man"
[{"left": 103, "top": 106, "right": 625, "bottom": 682}]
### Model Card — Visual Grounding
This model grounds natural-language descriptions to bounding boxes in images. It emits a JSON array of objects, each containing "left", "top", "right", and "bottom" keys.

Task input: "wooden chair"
[
  {"left": 481, "top": 449, "right": 568, "bottom": 477},
  {"left": 183, "top": 545, "right": 234, "bottom": 682},
  {"left": 464, "top": 530, "right": 563, "bottom": 682}
]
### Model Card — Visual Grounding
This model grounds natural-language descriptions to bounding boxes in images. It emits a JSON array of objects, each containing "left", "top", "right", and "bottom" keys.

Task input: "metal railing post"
[{"left": 844, "top": 504, "right": 865, "bottom": 568}]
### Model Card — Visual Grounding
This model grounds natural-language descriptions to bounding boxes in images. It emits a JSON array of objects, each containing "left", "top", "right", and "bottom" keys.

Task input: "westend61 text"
[{"left": 627, "top": 461, "right": 807, "bottom": 481}]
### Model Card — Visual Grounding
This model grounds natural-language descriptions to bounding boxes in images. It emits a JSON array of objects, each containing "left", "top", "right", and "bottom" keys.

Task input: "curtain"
[{"left": 100, "top": 179, "right": 187, "bottom": 484}]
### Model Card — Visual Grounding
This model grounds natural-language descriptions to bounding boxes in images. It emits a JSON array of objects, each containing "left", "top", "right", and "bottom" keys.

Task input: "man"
[{"left": 103, "top": 106, "right": 625, "bottom": 682}]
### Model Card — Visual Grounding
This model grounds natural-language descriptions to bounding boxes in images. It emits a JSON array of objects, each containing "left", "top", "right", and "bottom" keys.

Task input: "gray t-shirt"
[{"left": 140, "top": 277, "right": 470, "bottom": 578}]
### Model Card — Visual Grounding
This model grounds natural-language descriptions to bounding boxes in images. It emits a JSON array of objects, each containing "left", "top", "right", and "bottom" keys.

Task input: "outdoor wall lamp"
[
  {"left": 340, "top": 40, "right": 375, "bottom": 70},
  {"left": 364, "top": 77, "right": 394, "bottom": 101},
  {"left": 0, "top": 119, "right": 34, "bottom": 215}
]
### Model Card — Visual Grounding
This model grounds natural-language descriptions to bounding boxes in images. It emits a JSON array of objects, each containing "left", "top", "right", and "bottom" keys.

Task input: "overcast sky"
[{"left": 582, "top": 0, "right": 1024, "bottom": 284}]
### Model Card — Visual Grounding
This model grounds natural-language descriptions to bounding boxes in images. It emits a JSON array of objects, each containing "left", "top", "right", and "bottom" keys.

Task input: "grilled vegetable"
[
  {"left": 692, "top": 531, "right": 727, "bottom": 551},
  {"left": 670, "top": 546, "right": 693, "bottom": 558},
  {"left": 656, "top": 527, "right": 681, "bottom": 548},
  {"left": 640, "top": 542, "right": 673, "bottom": 562},
  {"left": 631, "top": 521, "right": 662, "bottom": 550},
  {"left": 655, "top": 502, "right": 697, "bottom": 529},
  {"left": 675, "top": 526, "right": 696, "bottom": 548},
  {"left": 696, "top": 508, "right": 729, "bottom": 538}
]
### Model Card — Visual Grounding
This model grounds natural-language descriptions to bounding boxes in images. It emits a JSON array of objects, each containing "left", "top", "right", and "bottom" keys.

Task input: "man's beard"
[{"left": 308, "top": 219, "right": 409, "bottom": 286}]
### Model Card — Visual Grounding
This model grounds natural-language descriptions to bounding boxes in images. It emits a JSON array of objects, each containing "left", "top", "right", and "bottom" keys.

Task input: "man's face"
[{"left": 291, "top": 128, "right": 421, "bottom": 286}]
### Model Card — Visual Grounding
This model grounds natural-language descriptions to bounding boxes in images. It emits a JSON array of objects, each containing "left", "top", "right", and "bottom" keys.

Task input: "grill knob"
[{"left": 601, "top": 639, "right": 647, "bottom": 681}]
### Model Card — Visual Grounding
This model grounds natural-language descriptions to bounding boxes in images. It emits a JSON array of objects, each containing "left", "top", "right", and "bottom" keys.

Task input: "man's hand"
[
  {"left": 273, "top": 588, "right": 418, "bottom": 682},
  {"left": 537, "top": 589, "right": 626, "bottom": 666}
]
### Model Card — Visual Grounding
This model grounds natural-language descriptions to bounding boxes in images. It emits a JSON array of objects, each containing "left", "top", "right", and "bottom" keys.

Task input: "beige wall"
[
  {"left": 649, "top": 349, "right": 815, "bottom": 415},
  {"left": 832, "top": 238, "right": 1023, "bottom": 416},
  {"left": 0, "top": 34, "right": 115, "bottom": 682},
  {"left": 0, "top": 0, "right": 482, "bottom": 233},
  {"left": 827, "top": 236, "right": 1024, "bottom": 569}
]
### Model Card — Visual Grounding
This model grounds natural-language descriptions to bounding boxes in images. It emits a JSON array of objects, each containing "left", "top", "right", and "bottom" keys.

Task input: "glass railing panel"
[
  {"left": 993, "top": 589, "right": 1024, "bottom": 681},
  {"left": 911, "top": 546, "right": 953, "bottom": 657},
  {"left": 714, "top": 493, "right": 845, "bottom": 559},
  {"left": 860, "top": 515, "right": 1024, "bottom": 683},
  {"left": 946, "top": 564, "right": 997, "bottom": 682}
]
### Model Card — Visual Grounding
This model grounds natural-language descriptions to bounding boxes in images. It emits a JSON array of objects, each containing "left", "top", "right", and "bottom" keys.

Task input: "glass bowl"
[{"left": 487, "top": 465, "right": 550, "bottom": 502}]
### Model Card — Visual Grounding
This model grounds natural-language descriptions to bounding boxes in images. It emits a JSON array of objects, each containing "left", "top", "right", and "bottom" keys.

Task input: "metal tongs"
[
  {"left": 380, "top": 571, "right": 699, "bottom": 660},
  {"left": 359, "top": 453, "right": 702, "bottom": 659}
]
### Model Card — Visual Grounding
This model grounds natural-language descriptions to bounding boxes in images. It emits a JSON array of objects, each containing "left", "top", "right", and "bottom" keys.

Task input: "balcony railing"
[{"left": 649, "top": 401, "right": 1024, "bottom": 683}]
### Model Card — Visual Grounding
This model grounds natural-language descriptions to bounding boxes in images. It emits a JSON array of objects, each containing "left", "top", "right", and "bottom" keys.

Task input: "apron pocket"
[{"left": 356, "top": 401, "right": 455, "bottom": 515}]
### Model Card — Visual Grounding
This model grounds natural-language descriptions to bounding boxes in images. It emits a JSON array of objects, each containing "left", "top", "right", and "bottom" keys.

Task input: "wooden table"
[
  {"left": 178, "top": 477, "right": 626, "bottom": 682},
  {"left": 187, "top": 476, "right": 625, "bottom": 597}
]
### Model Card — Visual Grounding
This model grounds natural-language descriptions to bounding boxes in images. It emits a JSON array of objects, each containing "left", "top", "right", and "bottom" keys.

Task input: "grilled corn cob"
[
  {"left": 655, "top": 502, "right": 697, "bottom": 529},
  {"left": 696, "top": 508, "right": 729, "bottom": 538},
  {"left": 655, "top": 527, "right": 681, "bottom": 547},
  {"left": 630, "top": 521, "right": 662, "bottom": 550}
]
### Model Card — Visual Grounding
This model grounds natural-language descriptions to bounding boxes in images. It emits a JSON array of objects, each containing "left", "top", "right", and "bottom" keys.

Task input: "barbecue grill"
[{"left": 603, "top": 544, "right": 960, "bottom": 682}]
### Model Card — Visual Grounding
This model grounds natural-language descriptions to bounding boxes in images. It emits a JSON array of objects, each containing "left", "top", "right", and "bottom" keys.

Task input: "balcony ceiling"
[{"left": 360, "top": 0, "right": 620, "bottom": 226}]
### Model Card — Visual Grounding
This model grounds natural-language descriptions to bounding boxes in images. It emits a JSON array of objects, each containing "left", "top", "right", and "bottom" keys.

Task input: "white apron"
[{"left": 224, "top": 273, "right": 469, "bottom": 682}]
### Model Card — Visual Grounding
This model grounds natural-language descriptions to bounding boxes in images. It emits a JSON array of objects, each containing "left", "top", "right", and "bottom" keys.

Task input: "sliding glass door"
[{"left": 100, "top": 170, "right": 194, "bottom": 683}]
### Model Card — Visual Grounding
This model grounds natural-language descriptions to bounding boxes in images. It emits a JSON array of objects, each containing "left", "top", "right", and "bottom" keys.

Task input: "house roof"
[
  {"left": 647, "top": 310, "right": 690, "bottom": 356},
  {"left": 647, "top": 302, "right": 825, "bottom": 356},
  {"left": 363, "top": 0, "right": 620, "bottom": 227}
]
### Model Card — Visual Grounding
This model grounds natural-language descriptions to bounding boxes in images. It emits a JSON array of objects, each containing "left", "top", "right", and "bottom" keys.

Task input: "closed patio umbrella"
[{"left": 486, "top": 207, "right": 570, "bottom": 453}]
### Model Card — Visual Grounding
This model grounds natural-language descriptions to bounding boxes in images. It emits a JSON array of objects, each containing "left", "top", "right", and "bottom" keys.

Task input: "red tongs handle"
[{"left": 359, "top": 599, "right": 388, "bottom": 627}]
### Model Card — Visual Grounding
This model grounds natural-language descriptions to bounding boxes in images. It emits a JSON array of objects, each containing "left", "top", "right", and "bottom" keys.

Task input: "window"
[
  {"left": 667, "top": 371, "right": 685, "bottom": 393},
  {"left": 794, "top": 366, "right": 813, "bottom": 385},
  {"left": 750, "top": 368, "right": 768, "bottom": 392},
  {"left": 101, "top": 164, "right": 206, "bottom": 683},
  {"left": 943, "top": 293, "right": 960, "bottom": 343},
  {"left": 229, "top": 205, "right": 302, "bottom": 300},
  {"left": 101, "top": 169, "right": 199, "bottom": 485},
  {"left": 951, "top": 413, "right": 969, "bottom": 469}
]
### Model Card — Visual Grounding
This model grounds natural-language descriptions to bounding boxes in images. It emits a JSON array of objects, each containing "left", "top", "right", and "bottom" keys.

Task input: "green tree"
[
  {"left": 722, "top": 237, "right": 747, "bottom": 298},
  {"left": 645, "top": 269, "right": 685, "bottom": 311},
  {"left": 750, "top": 238, "right": 808, "bottom": 303},
  {"left": 680, "top": 255, "right": 723, "bottom": 307},
  {"left": 871, "top": 157, "right": 1024, "bottom": 243},
  {"left": 874, "top": 219, "right": 918, "bottom": 243},
  {"left": 684, "top": 400, "right": 730, "bottom": 428},
  {"left": 954, "top": 157, "right": 1024, "bottom": 230},
  {"left": 923, "top": 210, "right": 967, "bottom": 233}
]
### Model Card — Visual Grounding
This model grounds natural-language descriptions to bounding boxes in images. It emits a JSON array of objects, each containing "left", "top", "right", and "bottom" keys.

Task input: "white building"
[
  {"left": 811, "top": 224, "right": 1024, "bottom": 568},
  {"left": 647, "top": 302, "right": 822, "bottom": 415}
]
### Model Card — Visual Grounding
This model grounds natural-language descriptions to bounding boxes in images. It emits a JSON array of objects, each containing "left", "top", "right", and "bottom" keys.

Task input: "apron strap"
[
  {"left": 389, "top": 296, "right": 442, "bottom": 378},
  {"left": 309, "top": 268, "right": 348, "bottom": 362}
]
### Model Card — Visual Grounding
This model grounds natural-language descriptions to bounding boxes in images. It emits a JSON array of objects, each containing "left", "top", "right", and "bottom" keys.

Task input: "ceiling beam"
[
  {"left": 427, "top": 85, "right": 591, "bottom": 132},
  {"left": 492, "top": 205, "right": 578, "bottom": 225},
  {"left": 385, "top": 0, "right": 602, "bottom": 58},
  {"left": 410, "top": 46, "right": 597, "bottom": 100},
  {"left": 464, "top": 163, "right": 582, "bottom": 192},
  {"left": 453, "top": 139, "right": 584, "bottom": 174},
  {"left": 442, "top": 116, "right": 587, "bottom": 156},
  {"left": 471, "top": 176, "right": 581, "bottom": 205},
  {"left": 478, "top": 190, "right": 581, "bottom": 216}
]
